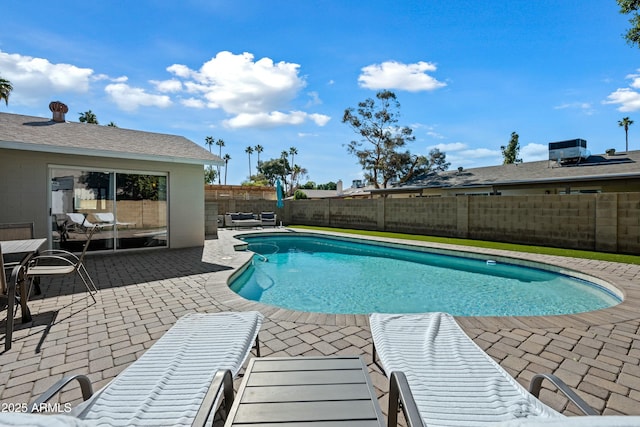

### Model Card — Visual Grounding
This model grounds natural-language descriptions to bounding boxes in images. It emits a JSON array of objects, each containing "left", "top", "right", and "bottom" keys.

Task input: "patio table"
[{"left": 224, "top": 355, "right": 385, "bottom": 426}]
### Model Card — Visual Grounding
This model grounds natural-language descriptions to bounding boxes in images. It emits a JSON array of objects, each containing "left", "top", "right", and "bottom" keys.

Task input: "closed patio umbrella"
[{"left": 276, "top": 179, "right": 284, "bottom": 208}]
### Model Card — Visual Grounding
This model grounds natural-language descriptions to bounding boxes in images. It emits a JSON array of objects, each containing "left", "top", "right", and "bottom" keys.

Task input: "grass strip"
[{"left": 289, "top": 225, "right": 640, "bottom": 265}]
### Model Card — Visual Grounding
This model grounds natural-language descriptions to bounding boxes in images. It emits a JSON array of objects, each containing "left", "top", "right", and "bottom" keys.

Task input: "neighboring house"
[
  {"left": 371, "top": 150, "right": 640, "bottom": 198},
  {"left": 0, "top": 102, "right": 223, "bottom": 252},
  {"left": 292, "top": 180, "right": 373, "bottom": 199}
]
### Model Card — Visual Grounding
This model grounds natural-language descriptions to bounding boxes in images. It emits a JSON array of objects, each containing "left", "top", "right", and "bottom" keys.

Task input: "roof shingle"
[{"left": 0, "top": 112, "right": 223, "bottom": 165}]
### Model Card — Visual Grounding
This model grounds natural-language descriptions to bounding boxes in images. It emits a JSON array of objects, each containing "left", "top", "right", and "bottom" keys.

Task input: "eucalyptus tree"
[
  {"left": 245, "top": 146, "right": 254, "bottom": 180},
  {"left": 343, "top": 90, "right": 439, "bottom": 188},
  {"left": 618, "top": 117, "right": 634, "bottom": 152},
  {"left": 617, "top": 0, "right": 640, "bottom": 47},
  {"left": 501, "top": 132, "right": 522, "bottom": 164},
  {"left": 0, "top": 77, "right": 13, "bottom": 106}
]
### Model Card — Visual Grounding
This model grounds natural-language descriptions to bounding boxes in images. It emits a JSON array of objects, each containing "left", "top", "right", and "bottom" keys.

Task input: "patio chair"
[
  {"left": 11, "top": 311, "right": 264, "bottom": 427},
  {"left": 370, "top": 312, "right": 601, "bottom": 427},
  {"left": 26, "top": 226, "right": 99, "bottom": 303},
  {"left": 260, "top": 211, "right": 277, "bottom": 227}
]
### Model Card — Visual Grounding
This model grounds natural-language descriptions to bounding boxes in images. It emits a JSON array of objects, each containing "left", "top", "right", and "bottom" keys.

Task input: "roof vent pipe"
[{"left": 49, "top": 101, "right": 68, "bottom": 123}]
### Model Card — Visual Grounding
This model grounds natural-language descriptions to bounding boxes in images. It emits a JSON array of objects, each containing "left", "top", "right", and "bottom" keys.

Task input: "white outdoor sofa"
[{"left": 224, "top": 212, "right": 262, "bottom": 229}]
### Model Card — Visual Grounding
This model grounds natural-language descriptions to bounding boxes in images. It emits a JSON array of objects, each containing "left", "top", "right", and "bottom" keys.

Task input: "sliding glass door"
[{"left": 50, "top": 167, "right": 167, "bottom": 252}]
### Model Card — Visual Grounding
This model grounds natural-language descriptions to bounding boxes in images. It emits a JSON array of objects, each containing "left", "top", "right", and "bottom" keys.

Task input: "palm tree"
[
  {"left": 215, "top": 139, "right": 225, "bottom": 184},
  {"left": 289, "top": 147, "right": 298, "bottom": 193},
  {"left": 79, "top": 110, "right": 98, "bottom": 124},
  {"left": 289, "top": 146, "right": 298, "bottom": 167},
  {"left": 0, "top": 78, "right": 13, "bottom": 106},
  {"left": 245, "top": 146, "right": 254, "bottom": 180},
  {"left": 205, "top": 136, "right": 214, "bottom": 152},
  {"left": 254, "top": 144, "right": 264, "bottom": 173},
  {"left": 223, "top": 154, "right": 231, "bottom": 185},
  {"left": 618, "top": 117, "right": 634, "bottom": 153}
]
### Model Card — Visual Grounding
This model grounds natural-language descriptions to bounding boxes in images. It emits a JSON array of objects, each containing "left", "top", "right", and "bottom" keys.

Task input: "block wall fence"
[{"left": 206, "top": 192, "right": 640, "bottom": 254}]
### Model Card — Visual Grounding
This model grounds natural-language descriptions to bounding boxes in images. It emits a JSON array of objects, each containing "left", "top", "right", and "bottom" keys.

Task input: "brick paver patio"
[{"left": 2, "top": 228, "right": 640, "bottom": 422}]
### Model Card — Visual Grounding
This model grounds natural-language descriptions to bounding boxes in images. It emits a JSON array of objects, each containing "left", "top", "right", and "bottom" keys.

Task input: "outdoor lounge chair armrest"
[
  {"left": 529, "top": 373, "right": 598, "bottom": 416},
  {"left": 28, "top": 374, "right": 94, "bottom": 412},
  {"left": 191, "top": 369, "right": 234, "bottom": 427},
  {"left": 388, "top": 371, "right": 425, "bottom": 427}
]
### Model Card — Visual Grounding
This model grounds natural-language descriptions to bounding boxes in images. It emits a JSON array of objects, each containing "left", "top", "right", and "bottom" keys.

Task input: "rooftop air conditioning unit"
[{"left": 548, "top": 139, "right": 590, "bottom": 164}]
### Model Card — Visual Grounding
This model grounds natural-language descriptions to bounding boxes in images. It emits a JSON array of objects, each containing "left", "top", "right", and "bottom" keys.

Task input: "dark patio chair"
[{"left": 26, "top": 226, "right": 99, "bottom": 302}]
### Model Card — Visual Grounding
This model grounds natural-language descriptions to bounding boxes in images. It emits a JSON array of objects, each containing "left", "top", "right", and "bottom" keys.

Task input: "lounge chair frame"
[
  {"left": 27, "top": 311, "right": 263, "bottom": 426},
  {"left": 371, "top": 312, "right": 597, "bottom": 427}
]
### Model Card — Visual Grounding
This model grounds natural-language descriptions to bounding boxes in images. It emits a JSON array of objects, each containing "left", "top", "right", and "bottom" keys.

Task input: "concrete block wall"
[
  {"left": 329, "top": 199, "right": 379, "bottom": 229},
  {"left": 204, "top": 202, "right": 218, "bottom": 236},
  {"left": 468, "top": 195, "right": 596, "bottom": 249},
  {"left": 384, "top": 198, "right": 458, "bottom": 236},
  {"left": 206, "top": 193, "right": 640, "bottom": 254},
  {"left": 617, "top": 193, "right": 640, "bottom": 254}
]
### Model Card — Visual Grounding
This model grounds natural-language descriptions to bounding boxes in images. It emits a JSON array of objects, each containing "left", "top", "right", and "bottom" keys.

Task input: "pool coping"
[{"left": 207, "top": 228, "right": 640, "bottom": 330}]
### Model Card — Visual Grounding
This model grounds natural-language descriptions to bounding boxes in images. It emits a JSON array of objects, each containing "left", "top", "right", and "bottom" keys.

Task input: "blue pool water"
[{"left": 229, "top": 234, "right": 620, "bottom": 316}]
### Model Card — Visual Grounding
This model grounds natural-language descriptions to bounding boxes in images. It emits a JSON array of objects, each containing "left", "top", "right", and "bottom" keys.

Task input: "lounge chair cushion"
[
  {"left": 0, "top": 413, "right": 97, "bottom": 426},
  {"left": 370, "top": 312, "right": 562, "bottom": 426},
  {"left": 72, "top": 311, "right": 263, "bottom": 426},
  {"left": 496, "top": 416, "right": 640, "bottom": 426}
]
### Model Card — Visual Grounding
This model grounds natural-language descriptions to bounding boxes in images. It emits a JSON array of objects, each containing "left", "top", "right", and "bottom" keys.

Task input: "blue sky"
[{"left": 2, "top": 1, "right": 639, "bottom": 186}]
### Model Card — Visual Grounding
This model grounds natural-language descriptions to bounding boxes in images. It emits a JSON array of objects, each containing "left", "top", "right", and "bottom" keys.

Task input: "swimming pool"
[{"left": 229, "top": 233, "right": 621, "bottom": 316}]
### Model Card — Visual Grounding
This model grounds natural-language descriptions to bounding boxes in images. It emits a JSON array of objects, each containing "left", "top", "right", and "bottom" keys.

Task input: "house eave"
[{"left": 0, "top": 140, "right": 224, "bottom": 166}]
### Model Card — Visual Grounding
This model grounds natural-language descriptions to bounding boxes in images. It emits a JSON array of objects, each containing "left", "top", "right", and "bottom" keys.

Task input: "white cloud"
[
  {"left": 180, "top": 97, "right": 206, "bottom": 108},
  {"left": 306, "top": 91, "right": 322, "bottom": 106},
  {"left": 152, "top": 79, "right": 182, "bottom": 93},
  {"left": 428, "top": 142, "right": 501, "bottom": 167},
  {"left": 554, "top": 102, "right": 593, "bottom": 114},
  {"left": 429, "top": 142, "right": 468, "bottom": 152},
  {"left": 627, "top": 71, "right": 640, "bottom": 89},
  {"left": 0, "top": 50, "right": 93, "bottom": 106},
  {"left": 604, "top": 70, "right": 640, "bottom": 112},
  {"left": 167, "top": 51, "right": 327, "bottom": 128},
  {"left": 104, "top": 83, "right": 172, "bottom": 112},
  {"left": 604, "top": 88, "right": 640, "bottom": 112},
  {"left": 358, "top": 60, "right": 446, "bottom": 92},
  {"left": 224, "top": 110, "right": 330, "bottom": 129},
  {"left": 520, "top": 143, "right": 548, "bottom": 161}
]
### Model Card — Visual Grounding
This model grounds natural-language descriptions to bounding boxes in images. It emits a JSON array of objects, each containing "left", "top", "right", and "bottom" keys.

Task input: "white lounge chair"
[
  {"left": 16, "top": 311, "right": 263, "bottom": 427},
  {"left": 93, "top": 212, "right": 134, "bottom": 228},
  {"left": 66, "top": 213, "right": 111, "bottom": 232},
  {"left": 370, "top": 312, "right": 602, "bottom": 427}
]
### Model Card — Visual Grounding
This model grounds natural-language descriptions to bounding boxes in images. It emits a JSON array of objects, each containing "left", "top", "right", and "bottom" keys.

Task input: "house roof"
[
  {"left": 374, "top": 150, "right": 640, "bottom": 193},
  {"left": 0, "top": 112, "right": 223, "bottom": 166}
]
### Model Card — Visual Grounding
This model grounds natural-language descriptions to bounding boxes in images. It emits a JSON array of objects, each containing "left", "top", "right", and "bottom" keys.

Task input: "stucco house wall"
[{"left": 0, "top": 148, "right": 205, "bottom": 248}]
